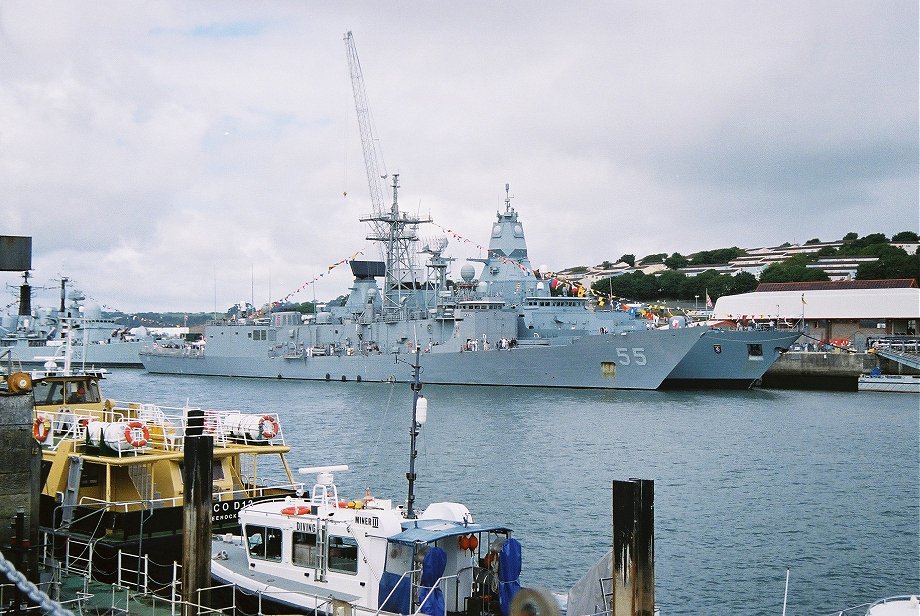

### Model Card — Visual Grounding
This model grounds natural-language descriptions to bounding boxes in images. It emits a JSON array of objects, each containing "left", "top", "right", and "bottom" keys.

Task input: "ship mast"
[
  {"left": 345, "top": 32, "right": 431, "bottom": 319},
  {"left": 360, "top": 175, "right": 431, "bottom": 318}
]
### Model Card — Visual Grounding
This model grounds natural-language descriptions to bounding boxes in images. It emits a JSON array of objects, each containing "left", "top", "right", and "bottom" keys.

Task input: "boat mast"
[{"left": 405, "top": 347, "right": 425, "bottom": 518}]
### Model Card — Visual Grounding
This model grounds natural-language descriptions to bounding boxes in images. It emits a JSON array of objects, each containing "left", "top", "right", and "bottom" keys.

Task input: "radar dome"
[
  {"left": 477, "top": 281, "right": 488, "bottom": 294},
  {"left": 82, "top": 303, "right": 102, "bottom": 320},
  {"left": 460, "top": 264, "right": 475, "bottom": 282}
]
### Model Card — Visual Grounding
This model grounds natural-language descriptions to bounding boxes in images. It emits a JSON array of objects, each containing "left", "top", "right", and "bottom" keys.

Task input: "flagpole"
[{"left": 800, "top": 294, "right": 806, "bottom": 331}]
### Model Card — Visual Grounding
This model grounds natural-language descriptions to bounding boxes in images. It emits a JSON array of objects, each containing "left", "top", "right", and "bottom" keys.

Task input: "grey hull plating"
[
  {"left": 143, "top": 326, "right": 706, "bottom": 389},
  {"left": 662, "top": 329, "right": 803, "bottom": 388}
]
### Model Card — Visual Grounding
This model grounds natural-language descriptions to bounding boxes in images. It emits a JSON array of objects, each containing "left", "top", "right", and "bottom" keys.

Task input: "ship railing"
[{"left": 140, "top": 343, "right": 206, "bottom": 358}]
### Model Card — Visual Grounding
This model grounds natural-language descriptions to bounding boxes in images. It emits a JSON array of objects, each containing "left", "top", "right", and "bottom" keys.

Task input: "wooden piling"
[
  {"left": 182, "top": 435, "right": 213, "bottom": 615},
  {"left": 611, "top": 479, "right": 654, "bottom": 616}
]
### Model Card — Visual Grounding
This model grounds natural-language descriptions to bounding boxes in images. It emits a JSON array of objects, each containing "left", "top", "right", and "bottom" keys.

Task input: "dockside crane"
[
  {"left": 344, "top": 31, "right": 388, "bottom": 221},
  {"left": 344, "top": 31, "right": 430, "bottom": 318}
]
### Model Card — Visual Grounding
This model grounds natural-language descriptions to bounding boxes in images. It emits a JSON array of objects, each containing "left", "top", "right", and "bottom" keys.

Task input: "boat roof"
[{"left": 390, "top": 518, "right": 511, "bottom": 545}]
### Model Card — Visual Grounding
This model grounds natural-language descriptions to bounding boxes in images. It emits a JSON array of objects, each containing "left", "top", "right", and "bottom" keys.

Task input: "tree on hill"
[
  {"left": 619, "top": 254, "right": 636, "bottom": 267},
  {"left": 639, "top": 253, "right": 667, "bottom": 265},
  {"left": 656, "top": 270, "right": 685, "bottom": 297},
  {"left": 805, "top": 238, "right": 822, "bottom": 244},
  {"left": 837, "top": 233, "right": 893, "bottom": 257},
  {"left": 759, "top": 261, "right": 830, "bottom": 283},
  {"left": 856, "top": 250, "right": 920, "bottom": 284},
  {"left": 688, "top": 247, "right": 744, "bottom": 265},
  {"left": 664, "top": 252, "right": 689, "bottom": 270},
  {"left": 843, "top": 232, "right": 859, "bottom": 241},
  {"left": 892, "top": 230, "right": 919, "bottom": 243},
  {"left": 727, "top": 271, "right": 758, "bottom": 295}
]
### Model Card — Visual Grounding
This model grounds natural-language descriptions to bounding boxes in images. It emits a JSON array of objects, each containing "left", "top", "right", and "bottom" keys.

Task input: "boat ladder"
[
  {"left": 60, "top": 455, "right": 84, "bottom": 527},
  {"left": 315, "top": 519, "right": 329, "bottom": 582}
]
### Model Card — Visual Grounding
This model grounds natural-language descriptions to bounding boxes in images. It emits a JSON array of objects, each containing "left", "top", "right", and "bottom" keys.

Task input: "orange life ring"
[
  {"left": 259, "top": 415, "right": 279, "bottom": 439},
  {"left": 33, "top": 416, "right": 51, "bottom": 443},
  {"left": 280, "top": 505, "right": 310, "bottom": 516},
  {"left": 124, "top": 421, "right": 150, "bottom": 448}
]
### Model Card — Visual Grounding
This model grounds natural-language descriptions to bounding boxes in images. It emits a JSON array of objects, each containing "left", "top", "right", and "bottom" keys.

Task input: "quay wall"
[
  {"left": 0, "top": 392, "right": 41, "bottom": 581},
  {"left": 762, "top": 350, "right": 919, "bottom": 390}
]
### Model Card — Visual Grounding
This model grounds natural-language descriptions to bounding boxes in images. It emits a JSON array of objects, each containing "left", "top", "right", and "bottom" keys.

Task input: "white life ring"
[{"left": 124, "top": 421, "right": 150, "bottom": 448}]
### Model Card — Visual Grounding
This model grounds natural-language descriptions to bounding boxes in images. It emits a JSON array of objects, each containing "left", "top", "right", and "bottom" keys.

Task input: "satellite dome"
[
  {"left": 460, "top": 264, "right": 475, "bottom": 282},
  {"left": 82, "top": 303, "right": 102, "bottom": 320}
]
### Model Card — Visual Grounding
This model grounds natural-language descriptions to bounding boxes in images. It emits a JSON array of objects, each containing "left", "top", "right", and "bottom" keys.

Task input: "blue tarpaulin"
[
  {"left": 378, "top": 572, "right": 410, "bottom": 614},
  {"left": 497, "top": 538, "right": 522, "bottom": 616},
  {"left": 418, "top": 547, "right": 447, "bottom": 616}
]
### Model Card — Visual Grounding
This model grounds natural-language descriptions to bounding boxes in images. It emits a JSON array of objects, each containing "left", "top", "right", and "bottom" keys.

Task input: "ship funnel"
[{"left": 18, "top": 283, "right": 30, "bottom": 316}]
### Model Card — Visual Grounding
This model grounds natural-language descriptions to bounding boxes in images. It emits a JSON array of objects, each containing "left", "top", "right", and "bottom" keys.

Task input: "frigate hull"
[
  {"left": 142, "top": 326, "right": 706, "bottom": 390},
  {"left": 662, "top": 329, "right": 804, "bottom": 388}
]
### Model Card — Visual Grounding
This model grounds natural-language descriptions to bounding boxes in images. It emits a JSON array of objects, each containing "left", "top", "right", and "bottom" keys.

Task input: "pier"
[{"left": 762, "top": 336, "right": 920, "bottom": 390}]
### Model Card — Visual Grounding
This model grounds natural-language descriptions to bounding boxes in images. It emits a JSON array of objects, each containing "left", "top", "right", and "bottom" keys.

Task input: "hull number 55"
[{"left": 615, "top": 348, "right": 647, "bottom": 366}]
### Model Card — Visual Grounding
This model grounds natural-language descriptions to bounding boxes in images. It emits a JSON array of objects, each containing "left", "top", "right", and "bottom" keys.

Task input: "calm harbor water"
[{"left": 101, "top": 368, "right": 918, "bottom": 615}]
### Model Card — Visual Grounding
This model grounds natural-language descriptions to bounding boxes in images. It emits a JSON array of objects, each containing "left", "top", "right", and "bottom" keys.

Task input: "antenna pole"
[
  {"left": 406, "top": 346, "right": 422, "bottom": 518},
  {"left": 781, "top": 568, "right": 790, "bottom": 616}
]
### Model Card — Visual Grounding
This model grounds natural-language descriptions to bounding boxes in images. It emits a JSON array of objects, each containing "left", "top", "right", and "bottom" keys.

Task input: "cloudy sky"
[{"left": 1, "top": 1, "right": 916, "bottom": 313}]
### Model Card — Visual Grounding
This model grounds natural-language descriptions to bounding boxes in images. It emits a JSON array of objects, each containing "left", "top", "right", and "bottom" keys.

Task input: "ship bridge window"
[
  {"left": 292, "top": 531, "right": 317, "bottom": 568},
  {"left": 249, "top": 330, "right": 267, "bottom": 341},
  {"left": 328, "top": 535, "right": 358, "bottom": 574},
  {"left": 245, "top": 524, "right": 282, "bottom": 562},
  {"left": 747, "top": 344, "right": 764, "bottom": 360}
]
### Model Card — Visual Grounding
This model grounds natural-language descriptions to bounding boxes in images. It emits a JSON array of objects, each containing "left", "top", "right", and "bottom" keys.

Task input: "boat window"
[
  {"left": 65, "top": 382, "right": 82, "bottom": 404},
  {"left": 245, "top": 525, "right": 282, "bottom": 562},
  {"left": 292, "top": 531, "right": 317, "bottom": 567},
  {"left": 747, "top": 344, "right": 764, "bottom": 360},
  {"left": 85, "top": 381, "right": 101, "bottom": 403},
  {"left": 328, "top": 535, "right": 359, "bottom": 574},
  {"left": 383, "top": 541, "right": 413, "bottom": 575},
  {"left": 32, "top": 381, "right": 64, "bottom": 406}
]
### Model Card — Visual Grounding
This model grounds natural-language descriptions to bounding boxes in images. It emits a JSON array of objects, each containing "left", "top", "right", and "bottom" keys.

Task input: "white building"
[{"left": 712, "top": 280, "right": 920, "bottom": 345}]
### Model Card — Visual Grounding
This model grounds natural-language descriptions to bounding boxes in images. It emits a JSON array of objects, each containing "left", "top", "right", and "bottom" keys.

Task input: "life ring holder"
[
  {"left": 259, "top": 415, "right": 280, "bottom": 439},
  {"left": 33, "top": 416, "right": 51, "bottom": 443},
  {"left": 280, "top": 505, "right": 310, "bottom": 516},
  {"left": 124, "top": 421, "right": 150, "bottom": 448}
]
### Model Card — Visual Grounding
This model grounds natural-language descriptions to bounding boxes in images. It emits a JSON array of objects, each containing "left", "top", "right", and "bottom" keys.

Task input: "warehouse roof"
[{"left": 713, "top": 283, "right": 920, "bottom": 320}]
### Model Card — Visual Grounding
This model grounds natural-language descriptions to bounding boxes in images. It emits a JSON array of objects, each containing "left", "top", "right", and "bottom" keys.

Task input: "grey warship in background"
[
  {"left": 1, "top": 276, "right": 164, "bottom": 368},
  {"left": 141, "top": 181, "right": 800, "bottom": 389}
]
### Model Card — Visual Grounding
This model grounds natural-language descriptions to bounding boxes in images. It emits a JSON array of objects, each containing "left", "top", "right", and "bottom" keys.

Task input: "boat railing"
[
  {"left": 73, "top": 481, "right": 304, "bottom": 513},
  {"left": 0, "top": 581, "right": 89, "bottom": 616},
  {"left": 38, "top": 531, "right": 196, "bottom": 614},
  {"left": 823, "top": 595, "right": 920, "bottom": 616},
  {"left": 38, "top": 402, "right": 286, "bottom": 453}
]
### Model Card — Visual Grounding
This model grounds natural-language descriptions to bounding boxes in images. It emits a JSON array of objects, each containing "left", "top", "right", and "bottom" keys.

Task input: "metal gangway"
[{"left": 869, "top": 336, "right": 920, "bottom": 370}]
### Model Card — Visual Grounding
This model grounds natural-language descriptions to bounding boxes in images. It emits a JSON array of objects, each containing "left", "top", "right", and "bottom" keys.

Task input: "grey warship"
[
  {"left": 141, "top": 181, "right": 799, "bottom": 389},
  {"left": 2, "top": 276, "right": 161, "bottom": 368}
]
